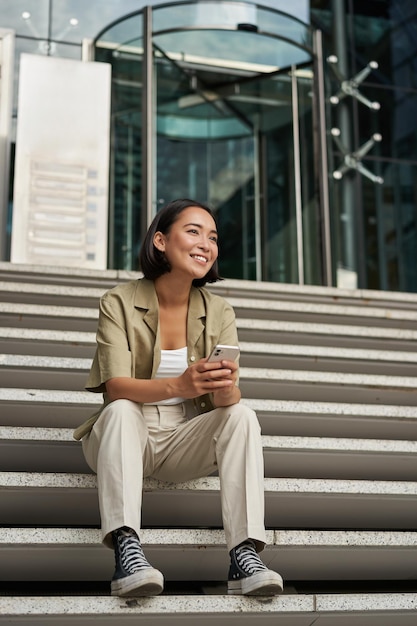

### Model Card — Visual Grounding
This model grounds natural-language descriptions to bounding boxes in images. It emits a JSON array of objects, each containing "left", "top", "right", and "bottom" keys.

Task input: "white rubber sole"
[
  {"left": 111, "top": 568, "right": 164, "bottom": 597},
  {"left": 228, "top": 570, "right": 284, "bottom": 596}
]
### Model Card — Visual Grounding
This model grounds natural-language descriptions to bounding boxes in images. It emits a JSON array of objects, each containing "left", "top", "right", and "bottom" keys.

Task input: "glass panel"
[
  {"left": 50, "top": 0, "right": 140, "bottom": 44},
  {"left": 95, "top": 14, "right": 143, "bottom": 270},
  {"left": 49, "top": 41, "right": 81, "bottom": 59},
  {"left": 262, "top": 73, "right": 297, "bottom": 283},
  {"left": 155, "top": 52, "right": 257, "bottom": 280},
  {"left": 153, "top": 29, "right": 310, "bottom": 75},
  {"left": 253, "top": 69, "right": 318, "bottom": 284},
  {"left": 352, "top": 1, "right": 417, "bottom": 90},
  {"left": 363, "top": 161, "right": 417, "bottom": 292},
  {"left": 153, "top": 1, "right": 258, "bottom": 32},
  {"left": 357, "top": 84, "right": 417, "bottom": 163},
  {"left": 153, "top": 1, "right": 313, "bottom": 53},
  {"left": 92, "top": 12, "right": 142, "bottom": 47},
  {"left": 0, "top": 0, "right": 50, "bottom": 38},
  {"left": 257, "top": 4, "right": 312, "bottom": 50},
  {"left": 152, "top": 1, "right": 312, "bottom": 74}
]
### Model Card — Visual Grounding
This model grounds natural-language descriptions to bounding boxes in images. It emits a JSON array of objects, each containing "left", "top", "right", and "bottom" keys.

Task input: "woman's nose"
[{"left": 198, "top": 237, "right": 210, "bottom": 250}]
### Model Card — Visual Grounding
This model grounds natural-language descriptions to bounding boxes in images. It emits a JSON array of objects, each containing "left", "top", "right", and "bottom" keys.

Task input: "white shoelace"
[
  {"left": 118, "top": 530, "right": 151, "bottom": 573},
  {"left": 235, "top": 543, "right": 267, "bottom": 575}
]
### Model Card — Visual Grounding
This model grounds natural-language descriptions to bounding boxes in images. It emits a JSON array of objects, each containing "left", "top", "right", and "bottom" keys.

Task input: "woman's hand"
[
  {"left": 171, "top": 358, "right": 241, "bottom": 406},
  {"left": 106, "top": 358, "right": 240, "bottom": 406}
]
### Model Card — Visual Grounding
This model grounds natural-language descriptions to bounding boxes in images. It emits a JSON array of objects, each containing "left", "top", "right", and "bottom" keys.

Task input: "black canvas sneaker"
[
  {"left": 111, "top": 527, "right": 164, "bottom": 596},
  {"left": 228, "top": 539, "right": 284, "bottom": 596}
]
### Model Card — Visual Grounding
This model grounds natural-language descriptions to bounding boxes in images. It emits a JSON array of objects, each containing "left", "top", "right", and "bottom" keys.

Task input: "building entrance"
[{"left": 95, "top": 1, "right": 331, "bottom": 285}]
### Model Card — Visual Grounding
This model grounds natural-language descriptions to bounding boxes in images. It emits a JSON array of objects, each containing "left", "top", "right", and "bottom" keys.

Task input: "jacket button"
[
  {"left": 200, "top": 402, "right": 206, "bottom": 408},
  {"left": 190, "top": 356, "right": 196, "bottom": 362}
]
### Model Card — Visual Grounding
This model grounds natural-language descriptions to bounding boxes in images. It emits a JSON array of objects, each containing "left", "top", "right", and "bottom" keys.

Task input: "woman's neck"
[
  {"left": 154, "top": 274, "right": 191, "bottom": 308},
  {"left": 154, "top": 275, "right": 189, "bottom": 349}
]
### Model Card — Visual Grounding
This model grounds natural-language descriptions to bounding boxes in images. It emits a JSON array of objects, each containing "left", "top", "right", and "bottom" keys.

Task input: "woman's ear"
[{"left": 153, "top": 231, "right": 166, "bottom": 252}]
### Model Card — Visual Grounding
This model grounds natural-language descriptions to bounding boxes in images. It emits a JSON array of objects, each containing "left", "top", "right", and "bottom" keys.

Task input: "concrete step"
[
  {"left": 2, "top": 353, "right": 417, "bottom": 406},
  {"left": 0, "top": 327, "right": 96, "bottom": 358},
  {"left": 241, "top": 341, "right": 417, "bottom": 375},
  {"left": 3, "top": 302, "right": 417, "bottom": 352},
  {"left": 1, "top": 427, "right": 417, "bottom": 480},
  {"left": 0, "top": 281, "right": 103, "bottom": 308},
  {"left": 2, "top": 327, "right": 417, "bottom": 375},
  {"left": 2, "top": 389, "right": 417, "bottom": 440},
  {"left": 0, "top": 262, "right": 123, "bottom": 289},
  {"left": 1, "top": 593, "right": 416, "bottom": 626},
  {"left": 237, "top": 317, "right": 417, "bottom": 350},
  {"left": 2, "top": 528, "right": 417, "bottom": 582},
  {"left": 2, "top": 264, "right": 416, "bottom": 622},
  {"left": 0, "top": 388, "right": 99, "bottom": 429},
  {"left": 3, "top": 261, "right": 417, "bottom": 311},
  {"left": 228, "top": 296, "right": 417, "bottom": 329},
  {"left": 0, "top": 302, "right": 99, "bottom": 332},
  {"left": 242, "top": 367, "right": 417, "bottom": 405},
  {"left": 0, "top": 280, "right": 417, "bottom": 328},
  {"left": 2, "top": 472, "right": 417, "bottom": 529},
  {"left": 2, "top": 279, "right": 417, "bottom": 329}
]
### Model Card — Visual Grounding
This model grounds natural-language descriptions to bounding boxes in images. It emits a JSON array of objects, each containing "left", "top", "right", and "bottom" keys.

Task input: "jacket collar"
[
  {"left": 134, "top": 278, "right": 159, "bottom": 335},
  {"left": 134, "top": 277, "right": 206, "bottom": 343}
]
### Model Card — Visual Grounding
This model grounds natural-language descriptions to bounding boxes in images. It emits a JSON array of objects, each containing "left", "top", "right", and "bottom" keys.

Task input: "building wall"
[{"left": 1, "top": 1, "right": 417, "bottom": 292}]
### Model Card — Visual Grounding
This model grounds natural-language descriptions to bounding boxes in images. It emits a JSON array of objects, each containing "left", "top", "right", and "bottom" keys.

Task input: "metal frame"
[
  {"left": 141, "top": 5, "right": 155, "bottom": 235},
  {"left": 291, "top": 66, "right": 304, "bottom": 285},
  {"left": 313, "top": 29, "right": 332, "bottom": 287}
]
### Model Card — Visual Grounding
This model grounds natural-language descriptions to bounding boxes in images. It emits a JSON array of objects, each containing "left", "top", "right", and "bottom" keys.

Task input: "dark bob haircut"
[{"left": 139, "top": 198, "right": 222, "bottom": 287}]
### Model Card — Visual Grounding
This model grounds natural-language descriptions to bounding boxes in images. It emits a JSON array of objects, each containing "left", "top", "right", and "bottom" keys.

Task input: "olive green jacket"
[{"left": 73, "top": 278, "right": 239, "bottom": 440}]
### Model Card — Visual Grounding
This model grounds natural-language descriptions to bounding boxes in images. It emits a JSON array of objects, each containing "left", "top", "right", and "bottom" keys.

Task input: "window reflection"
[
  {"left": 364, "top": 161, "right": 417, "bottom": 292},
  {"left": 50, "top": 0, "right": 140, "bottom": 43},
  {"left": 0, "top": 0, "right": 49, "bottom": 38}
]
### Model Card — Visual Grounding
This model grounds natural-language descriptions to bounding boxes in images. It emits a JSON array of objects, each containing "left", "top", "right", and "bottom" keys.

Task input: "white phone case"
[{"left": 207, "top": 344, "right": 240, "bottom": 362}]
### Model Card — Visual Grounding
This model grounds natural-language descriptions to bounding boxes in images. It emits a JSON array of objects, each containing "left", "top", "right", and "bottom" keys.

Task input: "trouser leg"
[
  {"left": 82, "top": 399, "right": 151, "bottom": 547},
  {"left": 215, "top": 404, "right": 266, "bottom": 552},
  {"left": 152, "top": 403, "right": 267, "bottom": 552}
]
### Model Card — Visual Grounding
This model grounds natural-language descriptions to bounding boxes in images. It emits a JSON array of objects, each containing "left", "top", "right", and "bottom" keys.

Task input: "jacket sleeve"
[
  {"left": 85, "top": 293, "right": 133, "bottom": 392},
  {"left": 204, "top": 294, "right": 240, "bottom": 385},
  {"left": 218, "top": 300, "right": 240, "bottom": 385}
]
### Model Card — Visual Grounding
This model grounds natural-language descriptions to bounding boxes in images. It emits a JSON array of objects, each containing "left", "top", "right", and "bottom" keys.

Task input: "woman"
[{"left": 74, "top": 198, "right": 283, "bottom": 597}]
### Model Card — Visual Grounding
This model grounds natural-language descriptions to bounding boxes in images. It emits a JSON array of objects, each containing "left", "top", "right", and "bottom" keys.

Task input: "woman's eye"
[{"left": 210, "top": 237, "right": 218, "bottom": 244}]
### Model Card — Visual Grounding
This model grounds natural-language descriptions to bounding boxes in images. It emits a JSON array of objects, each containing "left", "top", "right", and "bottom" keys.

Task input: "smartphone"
[{"left": 207, "top": 344, "right": 240, "bottom": 363}]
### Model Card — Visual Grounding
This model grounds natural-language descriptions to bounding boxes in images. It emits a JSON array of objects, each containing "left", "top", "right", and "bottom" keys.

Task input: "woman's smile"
[{"left": 191, "top": 254, "right": 209, "bottom": 265}]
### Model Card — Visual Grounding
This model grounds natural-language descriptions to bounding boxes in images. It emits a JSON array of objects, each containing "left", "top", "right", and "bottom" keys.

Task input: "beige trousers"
[{"left": 82, "top": 399, "right": 267, "bottom": 552}]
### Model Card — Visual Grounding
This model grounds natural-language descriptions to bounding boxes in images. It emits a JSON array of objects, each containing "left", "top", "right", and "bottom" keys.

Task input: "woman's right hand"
[{"left": 172, "top": 358, "right": 235, "bottom": 399}]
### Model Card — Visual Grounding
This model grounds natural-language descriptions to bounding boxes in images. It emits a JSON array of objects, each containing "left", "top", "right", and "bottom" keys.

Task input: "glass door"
[{"left": 155, "top": 51, "right": 320, "bottom": 283}]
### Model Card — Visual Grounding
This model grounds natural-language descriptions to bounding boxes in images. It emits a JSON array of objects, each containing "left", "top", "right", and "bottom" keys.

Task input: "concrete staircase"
[{"left": 0, "top": 261, "right": 416, "bottom": 625}]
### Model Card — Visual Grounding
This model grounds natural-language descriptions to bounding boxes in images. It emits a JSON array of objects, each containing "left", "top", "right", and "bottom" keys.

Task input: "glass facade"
[
  {"left": 312, "top": 0, "right": 417, "bottom": 291},
  {"left": 2, "top": 0, "right": 417, "bottom": 292},
  {"left": 95, "top": 2, "right": 318, "bottom": 283}
]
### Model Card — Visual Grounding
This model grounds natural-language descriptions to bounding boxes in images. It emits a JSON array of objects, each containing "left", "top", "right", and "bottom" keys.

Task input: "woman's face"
[{"left": 154, "top": 207, "right": 218, "bottom": 281}]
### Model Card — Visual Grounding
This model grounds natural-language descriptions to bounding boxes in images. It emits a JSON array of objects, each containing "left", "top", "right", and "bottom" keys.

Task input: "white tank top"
[{"left": 145, "top": 346, "right": 188, "bottom": 405}]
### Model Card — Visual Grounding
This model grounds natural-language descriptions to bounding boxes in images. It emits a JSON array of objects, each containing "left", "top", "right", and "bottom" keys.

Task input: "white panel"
[{"left": 11, "top": 54, "right": 111, "bottom": 269}]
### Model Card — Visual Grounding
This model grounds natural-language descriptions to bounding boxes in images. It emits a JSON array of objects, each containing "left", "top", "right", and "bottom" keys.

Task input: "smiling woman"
[
  {"left": 73, "top": 197, "right": 284, "bottom": 598},
  {"left": 139, "top": 198, "right": 220, "bottom": 286}
]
